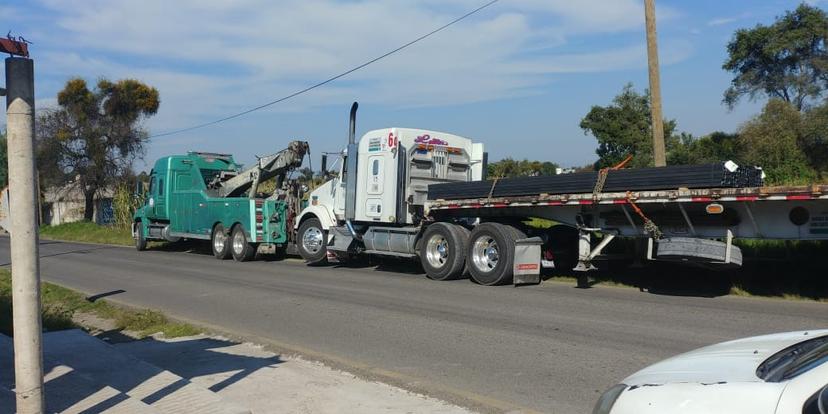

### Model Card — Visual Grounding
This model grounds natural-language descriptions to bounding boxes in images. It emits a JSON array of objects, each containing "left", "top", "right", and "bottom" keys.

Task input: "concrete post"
[
  {"left": 645, "top": 0, "right": 667, "bottom": 167},
  {"left": 5, "top": 57, "right": 45, "bottom": 413}
]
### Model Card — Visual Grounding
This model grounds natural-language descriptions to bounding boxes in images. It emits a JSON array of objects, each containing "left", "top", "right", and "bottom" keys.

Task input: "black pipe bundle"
[{"left": 427, "top": 162, "right": 764, "bottom": 201}]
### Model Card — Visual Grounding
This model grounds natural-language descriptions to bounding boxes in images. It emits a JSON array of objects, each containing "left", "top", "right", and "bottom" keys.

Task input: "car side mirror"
[{"left": 819, "top": 385, "right": 828, "bottom": 414}]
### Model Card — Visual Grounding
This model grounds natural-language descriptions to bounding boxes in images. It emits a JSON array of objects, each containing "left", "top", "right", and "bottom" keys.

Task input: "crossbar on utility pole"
[
  {"left": 5, "top": 53, "right": 45, "bottom": 412},
  {"left": 645, "top": 0, "right": 667, "bottom": 167}
]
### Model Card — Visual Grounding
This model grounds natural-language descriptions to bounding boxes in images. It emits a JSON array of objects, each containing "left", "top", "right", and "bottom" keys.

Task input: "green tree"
[
  {"left": 738, "top": 99, "right": 816, "bottom": 184},
  {"left": 580, "top": 83, "right": 677, "bottom": 169},
  {"left": 37, "top": 78, "right": 160, "bottom": 220},
  {"left": 487, "top": 158, "right": 559, "bottom": 178},
  {"left": 723, "top": 3, "right": 828, "bottom": 110},
  {"left": 668, "top": 131, "right": 741, "bottom": 165},
  {"left": 801, "top": 100, "right": 828, "bottom": 174}
]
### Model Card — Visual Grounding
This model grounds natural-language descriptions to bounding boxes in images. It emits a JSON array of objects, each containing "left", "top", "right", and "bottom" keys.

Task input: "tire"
[
  {"left": 230, "top": 225, "right": 257, "bottom": 262},
  {"left": 211, "top": 223, "right": 232, "bottom": 260},
  {"left": 467, "top": 223, "right": 524, "bottom": 286},
  {"left": 297, "top": 218, "right": 328, "bottom": 265},
  {"left": 420, "top": 223, "right": 468, "bottom": 281},
  {"left": 135, "top": 221, "right": 147, "bottom": 252}
]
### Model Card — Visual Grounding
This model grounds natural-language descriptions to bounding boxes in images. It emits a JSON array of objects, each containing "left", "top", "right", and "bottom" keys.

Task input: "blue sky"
[{"left": 1, "top": 0, "right": 823, "bottom": 171}]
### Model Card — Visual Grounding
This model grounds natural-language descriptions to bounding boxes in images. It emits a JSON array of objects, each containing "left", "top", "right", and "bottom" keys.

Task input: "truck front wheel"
[
  {"left": 231, "top": 225, "right": 257, "bottom": 262},
  {"left": 135, "top": 221, "right": 147, "bottom": 252},
  {"left": 297, "top": 218, "right": 328, "bottom": 265},
  {"left": 467, "top": 223, "right": 524, "bottom": 286},
  {"left": 420, "top": 223, "right": 468, "bottom": 281}
]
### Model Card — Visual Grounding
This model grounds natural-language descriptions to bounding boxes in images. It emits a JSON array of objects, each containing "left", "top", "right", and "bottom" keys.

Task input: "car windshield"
[{"left": 757, "top": 334, "right": 828, "bottom": 382}]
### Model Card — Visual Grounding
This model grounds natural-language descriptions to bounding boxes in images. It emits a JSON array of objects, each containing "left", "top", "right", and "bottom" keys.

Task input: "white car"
[{"left": 594, "top": 330, "right": 828, "bottom": 414}]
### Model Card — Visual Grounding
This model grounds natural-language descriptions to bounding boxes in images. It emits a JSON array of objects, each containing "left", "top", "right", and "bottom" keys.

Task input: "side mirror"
[{"left": 819, "top": 385, "right": 827, "bottom": 414}]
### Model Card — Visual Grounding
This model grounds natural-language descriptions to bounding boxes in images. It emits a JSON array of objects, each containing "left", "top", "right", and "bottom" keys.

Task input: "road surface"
[{"left": 2, "top": 237, "right": 826, "bottom": 413}]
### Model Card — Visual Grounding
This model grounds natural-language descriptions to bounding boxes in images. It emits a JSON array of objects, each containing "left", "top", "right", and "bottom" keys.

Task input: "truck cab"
[{"left": 295, "top": 103, "right": 485, "bottom": 265}]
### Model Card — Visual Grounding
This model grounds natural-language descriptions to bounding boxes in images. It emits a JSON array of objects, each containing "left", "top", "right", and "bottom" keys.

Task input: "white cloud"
[
  {"left": 23, "top": 0, "right": 688, "bottom": 135},
  {"left": 707, "top": 17, "right": 737, "bottom": 26}
]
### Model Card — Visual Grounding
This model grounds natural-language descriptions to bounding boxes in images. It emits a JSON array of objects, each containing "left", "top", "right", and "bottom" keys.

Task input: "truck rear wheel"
[
  {"left": 467, "top": 223, "right": 524, "bottom": 286},
  {"left": 420, "top": 223, "right": 468, "bottom": 281},
  {"left": 212, "top": 223, "right": 232, "bottom": 260},
  {"left": 297, "top": 218, "right": 328, "bottom": 265},
  {"left": 231, "top": 225, "right": 257, "bottom": 262}
]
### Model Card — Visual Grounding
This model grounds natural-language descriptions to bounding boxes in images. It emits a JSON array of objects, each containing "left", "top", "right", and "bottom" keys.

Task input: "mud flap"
[{"left": 513, "top": 237, "right": 543, "bottom": 285}]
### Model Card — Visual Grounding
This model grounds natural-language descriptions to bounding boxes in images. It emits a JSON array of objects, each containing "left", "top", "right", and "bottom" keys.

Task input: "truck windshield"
[{"left": 757, "top": 334, "right": 828, "bottom": 382}]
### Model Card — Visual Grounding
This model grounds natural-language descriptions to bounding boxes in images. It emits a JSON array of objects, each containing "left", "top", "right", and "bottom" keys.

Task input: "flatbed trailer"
[{"left": 425, "top": 184, "right": 828, "bottom": 280}]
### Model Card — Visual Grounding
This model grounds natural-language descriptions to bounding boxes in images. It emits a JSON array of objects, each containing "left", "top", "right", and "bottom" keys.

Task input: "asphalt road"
[{"left": 2, "top": 237, "right": 827, "bottom": 413}]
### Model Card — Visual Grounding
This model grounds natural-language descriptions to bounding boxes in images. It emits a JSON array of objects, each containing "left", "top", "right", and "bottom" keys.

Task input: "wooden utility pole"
[{"left": 645, "top": 0, "right": 666, "bottom": 167}]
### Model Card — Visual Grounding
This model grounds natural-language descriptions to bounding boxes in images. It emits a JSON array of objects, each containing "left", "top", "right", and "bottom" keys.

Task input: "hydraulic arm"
[{"left": 216, "top": 140, "right": 309, "bottom": 198}]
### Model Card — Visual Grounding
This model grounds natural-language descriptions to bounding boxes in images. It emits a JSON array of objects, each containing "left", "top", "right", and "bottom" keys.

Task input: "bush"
[{"left": 112, "top": 184, "right": 143, "bottom": 230}]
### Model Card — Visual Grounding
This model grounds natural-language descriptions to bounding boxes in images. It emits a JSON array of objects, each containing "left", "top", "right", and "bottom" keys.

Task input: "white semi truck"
[{"left": 295, "top": 103, "right": 828, "bottom": 286}]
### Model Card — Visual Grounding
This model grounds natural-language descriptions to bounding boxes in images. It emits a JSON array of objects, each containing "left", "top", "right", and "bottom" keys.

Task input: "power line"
[{"left": 150, "top": 0, "right": 500, "bottom": 139}]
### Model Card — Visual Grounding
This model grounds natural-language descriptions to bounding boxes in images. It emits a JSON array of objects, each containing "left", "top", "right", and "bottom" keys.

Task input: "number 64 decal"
[{"left": 387, "top": 132, "right": 397, "bottom": 148}]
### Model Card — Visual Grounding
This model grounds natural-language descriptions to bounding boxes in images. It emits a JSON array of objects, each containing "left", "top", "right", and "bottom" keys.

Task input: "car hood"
[{"left": 623, "top": 330, "right": 828, "bottom": 386}]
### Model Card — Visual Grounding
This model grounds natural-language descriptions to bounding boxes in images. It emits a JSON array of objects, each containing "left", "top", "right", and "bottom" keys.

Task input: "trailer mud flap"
[{"left": 513, "top": 237, "right": 543, "bottom": 285}]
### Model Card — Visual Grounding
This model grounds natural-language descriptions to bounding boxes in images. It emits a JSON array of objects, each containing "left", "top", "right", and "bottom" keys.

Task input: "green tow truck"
[{"left": 133, "top": 141, "right": 309, "bottom": 261}]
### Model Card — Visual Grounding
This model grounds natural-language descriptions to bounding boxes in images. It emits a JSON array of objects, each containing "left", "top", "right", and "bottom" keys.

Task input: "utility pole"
[
  {"left": 3, "top": 36, "right": 45, "bottom": 413},
  {"left": 644, "top": 0, "right": 667, "bottom": 167}
]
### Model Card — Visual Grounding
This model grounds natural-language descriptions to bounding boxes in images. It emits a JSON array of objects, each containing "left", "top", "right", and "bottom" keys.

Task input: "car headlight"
[{"left": 593, "top": 384, "right": 627, "bottom": 414}]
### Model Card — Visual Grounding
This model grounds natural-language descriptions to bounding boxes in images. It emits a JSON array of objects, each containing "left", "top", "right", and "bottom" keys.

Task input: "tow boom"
[{"left": 216, "top": 140, "right": 309, "bottom": 198}]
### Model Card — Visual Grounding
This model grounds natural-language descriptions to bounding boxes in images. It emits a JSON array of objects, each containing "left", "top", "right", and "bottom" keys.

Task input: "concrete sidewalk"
[{"left": 1, "top": 330, "right": 475, "bottom": 414}]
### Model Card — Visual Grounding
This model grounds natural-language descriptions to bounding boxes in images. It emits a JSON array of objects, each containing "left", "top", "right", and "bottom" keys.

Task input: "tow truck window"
[{"left": 149, "top": 177, "right": 156, "bottom": 194}]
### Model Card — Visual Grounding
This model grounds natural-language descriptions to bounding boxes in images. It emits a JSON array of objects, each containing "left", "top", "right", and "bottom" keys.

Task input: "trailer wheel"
[
  {"left": 231, "top": 225, "right": 257, "bottom": 262},
  {"left": 134, "top": 221, "right": 147, "bottom": 252},
  {"left": 211, "top": 223, "right": 232, "bottom": 260},
  {"left": 420, "top": 223, "right": 468, "bottom": 281},
  {"left": 297, "top": 218, "right": 328, "bottom": 265},
  {"left": 467, "top": 223, "right": 524, "bottom": 286}
]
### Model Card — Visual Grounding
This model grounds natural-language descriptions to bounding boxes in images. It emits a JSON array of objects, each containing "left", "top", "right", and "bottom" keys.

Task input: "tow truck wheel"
[
  {"left": 211, "top": 223, "right": 232, "bottom": 260},
  {"left": 297, "top": 218, "right": 328, "bottom": 265},
  {"left": 420, "top": 223, "right": 468, "bottom": 281},
  {"left": 231, "top": 225, "right": 256, "bottom": 262},
  {"left": 135, "top": 221, "right": 147, "bottom": 252},
  {"left": 467, "top": 223, "right": 523, "bottom": 286}
]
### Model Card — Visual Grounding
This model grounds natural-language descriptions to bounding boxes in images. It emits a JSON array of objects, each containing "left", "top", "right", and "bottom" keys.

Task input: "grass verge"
[
  {"left": 40, "top": 221, "right": 134, "bottom": 246},
  {"left": 0, "top": 268, "right": 201, "bottom": 338}
]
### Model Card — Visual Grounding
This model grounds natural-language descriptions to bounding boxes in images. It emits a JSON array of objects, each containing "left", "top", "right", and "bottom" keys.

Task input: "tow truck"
[{"left": 133, "top": 141, "right": 309, "bottom": 261}]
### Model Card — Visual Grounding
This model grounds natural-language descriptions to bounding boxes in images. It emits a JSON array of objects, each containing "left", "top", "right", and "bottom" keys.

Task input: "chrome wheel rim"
[
  {"left": 232, "top": 230, "right": 246, "bottom": 255},
  {"left": 471, "top": 236, "right": 498, "bottom": 272},
  {"left": 425, "top": 234, "right": 449, "bottom": 269},
  {"left": 213, "top": 230, "right": 226, "bottom": 253},
  {"left": 302, "top": 227, "right": 323, "bottom": 254}
]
